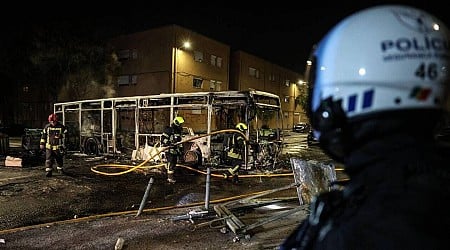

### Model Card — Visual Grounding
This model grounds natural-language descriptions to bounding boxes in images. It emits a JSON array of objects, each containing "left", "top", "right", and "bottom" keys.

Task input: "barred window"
[
  {"left": 194, "top": 51, "right": 204, "bottom": 62},
  {"left": 249, "top": 67, "right": 260, "bottom": 78},
  {"left": 193, "top": 78, "right": 203, "bottom": 89}
]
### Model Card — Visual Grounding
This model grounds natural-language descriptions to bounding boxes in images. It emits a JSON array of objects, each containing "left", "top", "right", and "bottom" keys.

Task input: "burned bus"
[{"left": 54, "top": 90, "right": 284, "bottom": 170}]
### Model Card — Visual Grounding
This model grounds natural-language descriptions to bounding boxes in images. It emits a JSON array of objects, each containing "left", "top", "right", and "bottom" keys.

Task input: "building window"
[
  {"left": 210, "top": 54, "right": 222, "bottom": 68},
  {"left": 284, "top": 96, "right": 289, "bottom": 103},
  {"left": 194, "top": 51, "right": 204, "bottom": 62},
  {"left": 131, "top": 75, "right": 137, "bottom": 84},
  {"left": 117, "top": 50, "right": 130, "bottom": 60},
  {"left": 216, "top": 81, "right": 222, "bottom": 91},
  {"left": 118, "top": 75, "right": 129, "bottom": 85},
  {"left": 210, "top": 55, "right": 216, "bottom": 66},
  {"left": 117, "top": 75, "right": 138, "bottom": 85},
  {"left": 249, "top": 67, "right": 260, "bottom": 79},
  {"left": 249, "top": 67, "right": 256, "bottom": 76},
  {"left": 269, "top": 73, "right": 276, "bottom": 81},
  {"left": 210, "top": 80, "right": 222, "bottom": 91},
  {"left": 131, "top": 49, "right": 138, "bottom": 59},
  {"left": 193, "top": 78, "right": 203, "bottom": 89},
  {"left": 23, "top": 86, "right": 29, "bottom": 92},
  {"left": 117, "top": 49, "right": 137, "bottom": 61},
  {"left": 217, "top": 57, "right": 222, "bottom": 68}
]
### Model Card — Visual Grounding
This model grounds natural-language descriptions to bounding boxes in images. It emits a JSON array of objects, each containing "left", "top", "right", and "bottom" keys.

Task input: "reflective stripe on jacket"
[
  {"left": 40, "top": 122, "right": 67, "bottom": 150},
  {"left": 162, "top": 125, "right": 183, "bottom": 155},
  {"left": 226, "top": 134, "right": 245, "bottom": 159}
]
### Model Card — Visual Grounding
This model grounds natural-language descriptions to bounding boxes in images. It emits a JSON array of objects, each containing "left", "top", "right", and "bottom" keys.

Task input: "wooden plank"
[{"left": 214, "top": 204, "right": 246, "bottom": 234}]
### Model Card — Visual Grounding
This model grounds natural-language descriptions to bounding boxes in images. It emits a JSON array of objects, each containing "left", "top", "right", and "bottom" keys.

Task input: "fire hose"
[{"left": 92, "top": 128, "right": 261, "bottom": 175}]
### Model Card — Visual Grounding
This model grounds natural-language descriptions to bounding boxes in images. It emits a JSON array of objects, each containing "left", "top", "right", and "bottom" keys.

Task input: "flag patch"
[{"left": 410, "top": 87, "right": 431, "bottom": 101}]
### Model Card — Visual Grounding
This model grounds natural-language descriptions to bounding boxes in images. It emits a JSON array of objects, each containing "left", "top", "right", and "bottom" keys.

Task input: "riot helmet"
[{"left": 308, "top": 5, "right": 450, "bottom": 161}]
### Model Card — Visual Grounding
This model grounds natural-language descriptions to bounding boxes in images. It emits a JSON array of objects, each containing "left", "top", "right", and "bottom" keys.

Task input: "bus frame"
[{"left": 54, "top": 90, "right": 284, "bottom": 170}]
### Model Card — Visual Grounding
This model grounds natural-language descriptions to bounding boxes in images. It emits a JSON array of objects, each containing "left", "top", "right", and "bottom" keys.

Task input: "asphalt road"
[{"left": 0, "top": 131, "right": 340, "bottom": 249}]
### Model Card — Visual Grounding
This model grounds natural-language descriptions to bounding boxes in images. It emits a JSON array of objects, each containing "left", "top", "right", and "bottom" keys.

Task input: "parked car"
[
  {"left": 293, "top": 122, "right": 310, "bottom": 133},
  {"left": 307, "top": 130, "right": 319, "bottom": 146}
]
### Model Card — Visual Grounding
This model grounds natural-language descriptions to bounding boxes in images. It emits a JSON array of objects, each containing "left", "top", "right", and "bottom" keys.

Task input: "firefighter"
[
  {"left": 223, "top": 122, "right": 247, "bottom": 183},
  {"left": 280, "top": 5, "right": 450, "bottom": 250},
  {"left": 40, "top": 113, "right": 67, "bottom": 177},
  {"left": 161, "top": 116, "right": 185, "bottom": 184}
]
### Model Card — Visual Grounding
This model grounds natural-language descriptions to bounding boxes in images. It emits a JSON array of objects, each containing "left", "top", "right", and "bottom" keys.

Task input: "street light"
[
  {"left": 172, "top": 41, "right": 191, "bottom": 93},
  {"left": 181, "top": 41, "right": 191, "bottom": 50}
]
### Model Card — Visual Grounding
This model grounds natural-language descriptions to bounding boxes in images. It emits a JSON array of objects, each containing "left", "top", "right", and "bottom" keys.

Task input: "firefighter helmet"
[
  {"left": 236, "top": 122, "right": 248, "bottom": 132},
  {"left": 48, "top": 113, "right": 58, "bottom": 123},
  {"left": 173, "top": 116, "right": 185, "bottom": 126}
]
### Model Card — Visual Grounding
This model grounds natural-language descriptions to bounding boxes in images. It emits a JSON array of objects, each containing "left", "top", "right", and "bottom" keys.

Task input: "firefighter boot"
[
  {"left": 232, "top": 174, "right": 239, "bottom": 184},
  {"left": 57, "top": 166, "right": 66, "bottom": 175},
  {"left": 223, "top": 165, "right": 240, "bottom": 182},
  {"left": 45, "top": 168, "right": 53, "bottom": 177},
  {"left": 167, "top": 170, "right": 177, "bottom": 184},
  {"left": 45, "top": 159, "right": 54, "bottom": 177},
  {"left": 166, "top": 163, "right": 176, "bottom": 184},
  {"left": 167, "top": 172, "right": 176, "bottom": 184}
]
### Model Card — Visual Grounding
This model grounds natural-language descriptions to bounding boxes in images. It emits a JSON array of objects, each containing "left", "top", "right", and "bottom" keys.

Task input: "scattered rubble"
[{"left": 0, "top": 133, "right": 342, "bottom": 249}]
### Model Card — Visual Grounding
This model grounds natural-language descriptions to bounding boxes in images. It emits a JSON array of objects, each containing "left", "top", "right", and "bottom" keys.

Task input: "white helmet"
[
  {"left": 309, "top": 5, "right": 450, "bottom": 139},
  {"left": 307, "top": 5, "right": 450, "bottom": 161}
]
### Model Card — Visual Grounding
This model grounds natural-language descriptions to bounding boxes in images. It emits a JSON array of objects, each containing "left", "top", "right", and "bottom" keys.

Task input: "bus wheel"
[{"left": 84, "top": 137, "right": 99, "bottom": 155}]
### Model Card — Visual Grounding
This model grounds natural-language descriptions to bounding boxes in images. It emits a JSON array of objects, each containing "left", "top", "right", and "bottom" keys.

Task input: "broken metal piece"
[
  {"left": 171, "top": 209, "right": 210, "bottom": 222},
  {"left": 213, "top": 204, "right": 246, "bottom": 234}
]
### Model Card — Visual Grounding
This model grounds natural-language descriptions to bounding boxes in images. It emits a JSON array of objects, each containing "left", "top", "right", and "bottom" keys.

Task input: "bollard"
[
  {"left": 0, "top": 133, "right": 9, "bottom": 156},
  {"left": 136, "top": 177, "right": 154, "bottom": 216},
  {"left": 204, "top": 166, "right": 211, "bottom": 210}
]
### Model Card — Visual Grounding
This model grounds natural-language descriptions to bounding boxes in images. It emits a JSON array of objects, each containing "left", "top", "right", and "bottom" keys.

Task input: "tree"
[
  {"left": 29, "top": 20, "right": 119, "bottom": 102},
  {"left": 295, "top": 85, "right": 310, "bottom": 120}
]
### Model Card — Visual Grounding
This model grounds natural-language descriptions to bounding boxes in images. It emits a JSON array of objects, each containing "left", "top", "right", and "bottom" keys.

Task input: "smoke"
[{"left": 58, "top": 74, "right": 116, "bottom": 102}]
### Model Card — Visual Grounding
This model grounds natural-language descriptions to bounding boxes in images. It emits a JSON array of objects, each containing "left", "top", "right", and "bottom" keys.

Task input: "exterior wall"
[
  {"left": 108, "top": 26, "right": 173, "bottom": 96},
  {"left": 229, "top": 52, "right": 241, "bottom": 91},
  {"left": 231, "top": 52, "right": 266, "bottom": 91},
  {"left": 174, "top": 26, "right": 230, "bottom": 93},
  {"left": 229, "top": 50, "right": 305, "bottom": 129},
  {"left": 13, "top": 24, "right": 305, "bottom": 131},
  {"left": 108, "top": 25, "right": 230, "bottom": 96}
]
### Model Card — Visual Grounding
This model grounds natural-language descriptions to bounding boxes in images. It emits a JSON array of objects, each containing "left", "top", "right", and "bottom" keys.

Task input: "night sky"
[{"left": 2, "top": 1, "right": 449, "bottom": 74}]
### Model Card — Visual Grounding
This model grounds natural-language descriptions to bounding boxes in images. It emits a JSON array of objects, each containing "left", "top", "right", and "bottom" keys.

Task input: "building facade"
[
  {"left": 109, "top": 24, "right": 307, "bottom": 129},
  {"left": 108, "top": 25, "right": 230, "bottom": 97},
  {"left": 230, "top": 51, "right": 306, "bottom": 129}
]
